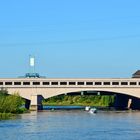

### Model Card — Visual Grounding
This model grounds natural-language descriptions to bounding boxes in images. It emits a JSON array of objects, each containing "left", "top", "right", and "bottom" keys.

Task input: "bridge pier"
[
  {"left": 114, "top": 94, "right": 131, "bottom": 110},
  {"left": 127, "top": 99, "right": 132, "bottom": 109},
  {"left": 81, "top": 91, "right": 84, "bottom": 96},
  {"left": 30, "top": 95, "right": 44, "bottom": 111},
  {"left": 130, "top": 98, "right": 140, "bottom": 110},
  {"left": 25, "top": 99, "right": 31, "bottom": 110}
]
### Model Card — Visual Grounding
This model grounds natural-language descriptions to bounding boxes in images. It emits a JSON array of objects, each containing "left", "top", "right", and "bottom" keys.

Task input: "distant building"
[
  {"left": 25, "top": 73, "right": 41, "bottom": 78},
  {"left": 132, "top": 70, "right": 140, "bottom": 78}
]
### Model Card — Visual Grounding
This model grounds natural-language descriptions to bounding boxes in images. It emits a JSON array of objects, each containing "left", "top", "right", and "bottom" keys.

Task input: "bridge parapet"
[{"left": 0, "top": 78, "right": 140, "bottom": 88}]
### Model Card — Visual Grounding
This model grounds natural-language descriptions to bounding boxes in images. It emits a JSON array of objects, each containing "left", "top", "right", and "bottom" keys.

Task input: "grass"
[{"left": 0, "top": 113, "right": 13, "bottom": 120}]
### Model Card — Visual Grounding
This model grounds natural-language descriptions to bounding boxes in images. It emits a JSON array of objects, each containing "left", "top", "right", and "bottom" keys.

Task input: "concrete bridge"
[{"left": 1, "top": 77, "right": 140, "bottom": 110}]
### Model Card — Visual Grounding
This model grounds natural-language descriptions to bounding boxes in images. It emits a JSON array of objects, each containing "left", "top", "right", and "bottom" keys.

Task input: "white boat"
[
  {"left": 85, "top": 106, "right": 90, "bottom": 111},
  {"left": 89, "top": 108, "right": 97, "bottom": 114}
]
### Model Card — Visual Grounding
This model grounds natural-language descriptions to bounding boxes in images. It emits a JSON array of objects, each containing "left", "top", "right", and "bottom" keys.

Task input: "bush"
[{"left": 0, "top": 92, "right": 23, "bottom": 113}]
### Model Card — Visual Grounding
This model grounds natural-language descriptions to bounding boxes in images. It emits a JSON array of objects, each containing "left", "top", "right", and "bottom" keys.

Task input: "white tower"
[{"left": 29, "top": 55, "right": 35, "bottom": 74}]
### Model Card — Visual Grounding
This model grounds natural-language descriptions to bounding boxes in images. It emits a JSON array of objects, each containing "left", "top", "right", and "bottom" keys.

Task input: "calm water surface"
[{"left": 0, "top": 110, "right": 140, "bottom": 140}]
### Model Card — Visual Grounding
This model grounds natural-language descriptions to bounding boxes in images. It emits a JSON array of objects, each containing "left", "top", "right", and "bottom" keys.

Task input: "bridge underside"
[{"left": 66, "top": 91, "right": 140, "bottom": 110}]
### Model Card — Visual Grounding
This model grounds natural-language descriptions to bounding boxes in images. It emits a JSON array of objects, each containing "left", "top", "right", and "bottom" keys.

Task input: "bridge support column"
[
  {"left": 130, "top": 98, "right": 140, "bottom": 110},
  {"left": 30, "top": 95, "right": 44, "bottom": 111},
  {"left": 25, "top": 99, "right": 31, "bottom": 110},
  {"left": 81, "top": 91, "right": 84, "bottom": 96},
  {"left": 114, "top": 94, "right": 129, "bottom": 110},
  {"left": 97, "top": 92, "right": 100, "bottom": 96},
  {"left": 127, "top": 99, "right": 132, "bottom": 109}
]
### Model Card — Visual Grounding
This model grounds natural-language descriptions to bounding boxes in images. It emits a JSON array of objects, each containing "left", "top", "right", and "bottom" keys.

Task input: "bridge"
[{"left": 1, "top": 72, "right": 140, "bottom": 110}]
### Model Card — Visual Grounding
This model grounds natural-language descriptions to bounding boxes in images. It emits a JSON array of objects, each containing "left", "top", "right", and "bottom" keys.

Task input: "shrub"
[{"left": 0, "top": 92, "right": 23, "bottom": 113}]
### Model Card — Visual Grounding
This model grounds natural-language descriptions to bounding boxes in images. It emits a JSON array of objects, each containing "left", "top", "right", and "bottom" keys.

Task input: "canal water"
[{"left": 0, "top": 110, "right": 140, "bottom": 140}]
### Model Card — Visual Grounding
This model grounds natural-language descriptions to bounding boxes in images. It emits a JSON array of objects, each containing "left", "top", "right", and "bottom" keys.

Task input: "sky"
[{"left": 0, "top": 0, "right": 140, "bottom": 78}]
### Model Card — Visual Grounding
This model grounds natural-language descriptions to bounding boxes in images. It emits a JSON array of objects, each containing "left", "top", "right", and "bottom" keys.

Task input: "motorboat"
[
  {"left": 85, "top": 106, "right": 90, "bottom": 111},
  {"left": 89, "top": 108, "right": 97, "bottom": 114}
]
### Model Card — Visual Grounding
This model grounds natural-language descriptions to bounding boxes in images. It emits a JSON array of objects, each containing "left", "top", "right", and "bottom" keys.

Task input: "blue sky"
[{"left": 0, "top": 0, "right": 140, "bottom": 78}]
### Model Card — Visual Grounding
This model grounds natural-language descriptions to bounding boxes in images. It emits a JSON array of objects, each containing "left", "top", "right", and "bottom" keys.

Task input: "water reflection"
[{"left": 0, "top": 111, "right": 140, "bottom": 140}]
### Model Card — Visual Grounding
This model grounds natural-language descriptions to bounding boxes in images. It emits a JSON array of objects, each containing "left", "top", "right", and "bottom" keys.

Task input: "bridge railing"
[{"left": 0, "top": 79, "right": 140, "bottom": 88}]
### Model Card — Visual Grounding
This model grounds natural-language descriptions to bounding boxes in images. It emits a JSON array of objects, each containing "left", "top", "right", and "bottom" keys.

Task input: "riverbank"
[{"left": 42, "top": 105, "right": 115, "bottom": 111}]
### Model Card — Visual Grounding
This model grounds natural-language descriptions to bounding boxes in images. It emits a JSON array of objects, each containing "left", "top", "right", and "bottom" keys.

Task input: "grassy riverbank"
[
  {"left": 43, "top": 95, "right": 115, "bottom": 107},
  {"left": 0, "top": 89, "right": 26, "bottom": 120}
]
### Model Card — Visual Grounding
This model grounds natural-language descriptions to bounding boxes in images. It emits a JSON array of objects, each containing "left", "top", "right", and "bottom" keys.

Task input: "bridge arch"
[{"left": 4, "top": 86, "right": 140, "bottom": 110}]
